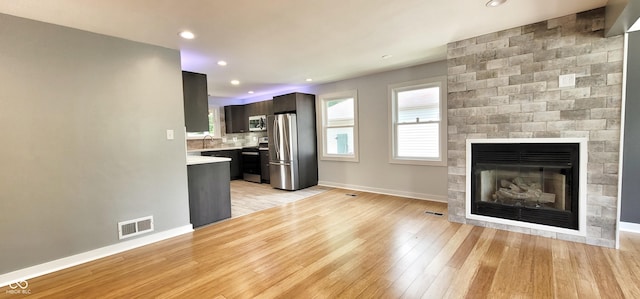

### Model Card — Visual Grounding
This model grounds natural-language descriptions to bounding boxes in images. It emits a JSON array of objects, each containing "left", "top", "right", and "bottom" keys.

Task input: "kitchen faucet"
[{"left": 202, "top": 135, "right": 214, "bottom": 148}]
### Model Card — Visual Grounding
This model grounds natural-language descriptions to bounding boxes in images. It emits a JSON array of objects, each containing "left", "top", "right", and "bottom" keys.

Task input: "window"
[
  {"left": 318, "top": 90, "right": 359, "bottom": 162},
  {"left": 186, "top": 105, "right": 222, "bottom": 139},
  {"left": 389, "top": 77, "right": 447, "bottom": 166}
]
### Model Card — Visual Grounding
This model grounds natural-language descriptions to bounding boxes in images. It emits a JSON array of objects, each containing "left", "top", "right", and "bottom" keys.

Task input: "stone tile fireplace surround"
[{"left": 446, "top": 8, "right": 623, "bottom": 247}]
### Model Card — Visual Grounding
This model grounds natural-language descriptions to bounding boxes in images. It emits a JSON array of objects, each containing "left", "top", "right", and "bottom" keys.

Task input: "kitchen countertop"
[
  {"left": 187, "top": 146, "right": 243, "bottom": 153},
  {"left": 186, "top": 156, "right": 232, "bottom": 166}
]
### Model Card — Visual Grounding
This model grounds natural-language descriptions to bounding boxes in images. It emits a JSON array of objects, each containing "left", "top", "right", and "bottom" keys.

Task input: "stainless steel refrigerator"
[{"left": 268, "top": 113, "right": 299, "bottom": 190}]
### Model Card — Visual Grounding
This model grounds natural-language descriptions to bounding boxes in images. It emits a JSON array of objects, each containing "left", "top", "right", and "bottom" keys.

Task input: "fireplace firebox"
[{"left": 470, "top": 143, "right": 580, "bottom": 230}]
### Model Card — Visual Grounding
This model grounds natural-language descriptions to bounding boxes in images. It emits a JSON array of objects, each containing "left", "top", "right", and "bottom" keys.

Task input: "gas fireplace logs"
[{"left": 493, "top": 177, "right": 555, "bottom": 203}]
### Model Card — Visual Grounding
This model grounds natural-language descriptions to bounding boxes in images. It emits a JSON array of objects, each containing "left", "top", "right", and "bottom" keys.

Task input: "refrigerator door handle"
[
  {"left": 273, "top": 117, "right": 280, "bottom": 161},
  {"left": 283, "top": 115, "right": 290, "bottom": 160}
]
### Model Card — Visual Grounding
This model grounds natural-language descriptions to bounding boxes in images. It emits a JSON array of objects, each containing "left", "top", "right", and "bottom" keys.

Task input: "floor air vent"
[
  {"left": 425, "top": 211, "right": 444, "bottom": 216},
  {"left": 118, "top": 216, "right": 154, "bottom": 240}
]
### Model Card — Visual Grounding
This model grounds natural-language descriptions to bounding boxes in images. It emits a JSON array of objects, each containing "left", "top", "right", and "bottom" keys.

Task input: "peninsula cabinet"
[{"left": 182, "top": 71, "right": 209, "bottom": 132}]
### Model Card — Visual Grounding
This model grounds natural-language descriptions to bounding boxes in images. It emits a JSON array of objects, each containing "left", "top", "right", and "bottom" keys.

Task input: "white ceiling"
[{"left": 0, "top": 0, "right": 607, "bottom": 104}]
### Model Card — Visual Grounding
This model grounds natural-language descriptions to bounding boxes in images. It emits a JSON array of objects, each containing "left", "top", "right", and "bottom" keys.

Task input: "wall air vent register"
[{"left": 118, "top": 216, "right": 154, "bottom": 240}]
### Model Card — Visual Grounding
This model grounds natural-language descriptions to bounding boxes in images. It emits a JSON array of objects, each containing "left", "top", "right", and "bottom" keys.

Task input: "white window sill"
[
  {"left": 320, "top": 155, "right": 359, "bottom": 163},
  {"left": 389, "top": 158, "right": 447, "bottom": 167}
]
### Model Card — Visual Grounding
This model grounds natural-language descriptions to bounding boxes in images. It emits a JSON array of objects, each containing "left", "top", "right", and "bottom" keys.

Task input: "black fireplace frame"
[{"left": 470, "top": 142, "right": 580, "bottom": 230}]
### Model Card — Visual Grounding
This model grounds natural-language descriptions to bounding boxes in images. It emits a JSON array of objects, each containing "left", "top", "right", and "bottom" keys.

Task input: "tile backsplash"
[
  {"left": 186, "top": 106, "right": 268, "bottom": 150},
  {"left": 186, "top": 131, "right": 267, "bottom": 150}
]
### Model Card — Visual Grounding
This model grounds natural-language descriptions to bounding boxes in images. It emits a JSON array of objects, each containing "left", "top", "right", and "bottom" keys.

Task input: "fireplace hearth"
[{"left": 470, "top": 142, "right": 580, "bottom": 230}]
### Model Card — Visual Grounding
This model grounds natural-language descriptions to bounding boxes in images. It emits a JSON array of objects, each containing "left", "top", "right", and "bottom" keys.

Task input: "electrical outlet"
[
  {"left": 559, "top": 74, "right": 576, "bottom": 88},
  {"left": 166, "top": 129, "right": 174, "bottom": 140},
  {"left": 233, "top": 137, "right": 238, "bottom": 142}
]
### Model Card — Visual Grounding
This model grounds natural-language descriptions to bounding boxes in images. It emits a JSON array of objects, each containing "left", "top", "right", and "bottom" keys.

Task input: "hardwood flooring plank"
[
  {"left": 322, "top": 215, "right": 455, "bottom": 298},
  {"left": 486, "top": 232, "right": 525, "bottom": 299},
  {"left": 551, "top": 240, "right": 580, "bottom": 299},
  {"left": 400, "top": 224, "right": 471, "bottom": 298},
  {"left": 601, "top": 250, "right": 640, "bottom": 299},
  {"left": 464, "top": 229, "right": 508, "bottom": 298},
  {"left": 442, "top": 227, "right": 496, "bottom": 298},
  {"left": 585, "top": 245, "right": 626, "bottom": 298},
  {"left": 3, "top": 188, "right": 640, "bottom": 299},
  {"left": 284, "top": 204, "right": 440, "bottom": 297},
  {"left": 335, "top": 206, "right": 452, "bottom": 298},
  {"left": 532, "top": 236, "right": 554, "bottom": 299},
  {"left": 568, "top": 242, "right": 602, "bottom": 299},
  {"left": 254, "top": 238, "right": 366, "bottom": 298},
  {"left": 215, "top": 192, "right": 410, "bottom": 298},
  {"left": 446, "top": 226, "right": 485, "bottom": 269},
  {"left": 384, "top": 221, "right": 459, "bottom": 297}
]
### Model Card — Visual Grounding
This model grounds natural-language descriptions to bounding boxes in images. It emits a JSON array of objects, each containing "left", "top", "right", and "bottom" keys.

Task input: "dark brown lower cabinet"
[
  {"left": 187, "top": 162, "right": 231, "bottom": 228},
  {"left": 260, "top": 149, "right": 269, "bottom": 183},
  {"left": 201, "top": 150, "right": 242, "bottom": 180}
]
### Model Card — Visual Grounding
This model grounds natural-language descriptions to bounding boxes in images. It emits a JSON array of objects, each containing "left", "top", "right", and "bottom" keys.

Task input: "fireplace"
[{"left": 467, "top": 139, "right": 586, "bottom": 232}]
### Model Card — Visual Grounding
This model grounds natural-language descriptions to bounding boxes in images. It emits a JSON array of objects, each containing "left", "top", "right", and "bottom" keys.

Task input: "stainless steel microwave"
[{"left": 249, "top": 115, "right": 267, "bottom": 131}]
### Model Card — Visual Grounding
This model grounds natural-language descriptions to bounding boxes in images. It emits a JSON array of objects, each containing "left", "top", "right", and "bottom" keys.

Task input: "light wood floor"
[
  {"left": 229, "top": 180, "right": 331, "bottom": 218},
  {"left": 3, "top": 189, "right": 640, "bottom": 298}
]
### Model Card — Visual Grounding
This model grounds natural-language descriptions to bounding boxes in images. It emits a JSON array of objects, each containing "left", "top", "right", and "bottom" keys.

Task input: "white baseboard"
[
  {"left": 318, "top": 181, "right": 448, "bottom": 203},
  {"left": 620, "top": 222, "right": 640, "bottom": 234},
  {"left": 0, "top": 224, "right": 193, "bottom": 288}
]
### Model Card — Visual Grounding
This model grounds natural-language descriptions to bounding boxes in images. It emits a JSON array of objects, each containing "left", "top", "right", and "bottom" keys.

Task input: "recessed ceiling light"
[
  {"left": 305, "top": 78, "right": 313, "bottom": 82},
  {"left": 217, "top": 60, "right": 227, "bottom": 66},
  {"left": 231, "top": 80, "right": 240, "bottom": 85},
  {"left": 248, "top": 91, "right": 254, "bottom": 94},
  {"left": 179, "top": 31, "right": 195, "bottom": 39},
  {"left": 382, "top": 54, "right": 393, "bottom": 59},
  {"left": 486, "top": 0, "right": 506, "bottom": 7}
]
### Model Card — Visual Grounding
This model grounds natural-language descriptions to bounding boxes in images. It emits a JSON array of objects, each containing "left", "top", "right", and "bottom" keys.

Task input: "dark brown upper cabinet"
[
  {"left": 246, "top": 100, "right": 273, "bottom": 117},
  {"left": 182, "top": 71, "right": 209, "bottom": 132},
  {"left": 224, "top": 105, "right": 247, "bottom": 133},
  {"left": 273, "top": 92, "right": 313, "bottom": 114}
]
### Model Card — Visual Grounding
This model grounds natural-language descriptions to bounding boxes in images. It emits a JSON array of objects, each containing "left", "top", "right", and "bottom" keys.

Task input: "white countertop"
[
  {"left": 187, "top": 146, "right": 243, "bottom": 153},
  {"left": 186, "top": 156, "right": 232, "bottom": 166}
]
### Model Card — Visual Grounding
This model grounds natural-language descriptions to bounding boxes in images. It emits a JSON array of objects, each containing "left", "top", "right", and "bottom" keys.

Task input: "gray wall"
[
  {"left": 0, "top": 14, "right": 190, "bottom": 274},
  {"left": 308, "top": 61, "right": 449, "bottom": 201},
  {"left": 621, "top": 31, "right": 640, "bottom": 223}
]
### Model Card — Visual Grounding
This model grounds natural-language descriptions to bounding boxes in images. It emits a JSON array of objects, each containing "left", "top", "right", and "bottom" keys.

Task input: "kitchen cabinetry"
[
  {"left": 246, "top": 102, "right": 258, "bottom": 117},
  {"left": 224, "top": 105, "right": 247, "bottom": 133},
  {"left": 260, "top": 150, "right": 270, "bottom": 183},
  {"left": 273, "top": 92, "right": 312, "bottom": 114},
  {"left": 201, "top": 149, "right": 242, "bottom": 180},
  {"left": 187, "top": 161, "right": 231, "bottom": 228},
  {"left": 247, "top": 100, "right": 273, "bottom": 116},
  {"left": 263, "top": 100, "right": 274, "bottom": 115},
  {"left": 182, "top": 71, "right": 209, "bottom": 132},
  {"left": 225, "top": 100, "right": 273, "bottom": 133}
]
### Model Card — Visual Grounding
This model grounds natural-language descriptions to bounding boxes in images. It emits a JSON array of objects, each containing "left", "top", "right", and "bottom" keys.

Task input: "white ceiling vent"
[{"left": 118, "top": 216, "right": 154, "bottom": 240}]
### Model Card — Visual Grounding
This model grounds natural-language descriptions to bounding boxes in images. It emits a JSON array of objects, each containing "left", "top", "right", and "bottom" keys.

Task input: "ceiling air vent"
[{"left": 118, "top": 216, "right": 154, "bottom": 240}]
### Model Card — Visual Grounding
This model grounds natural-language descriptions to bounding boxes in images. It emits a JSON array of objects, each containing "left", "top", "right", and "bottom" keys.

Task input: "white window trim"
[
  {"left": 317, "top": 90, "right": 359, "bottom": 162},
  {"left": 388, "top": 76, "right": 447, "bottom": 166}
]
